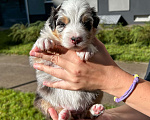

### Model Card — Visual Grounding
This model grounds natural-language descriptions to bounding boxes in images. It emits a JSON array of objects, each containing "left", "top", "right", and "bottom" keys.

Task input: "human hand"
[
  {"left": 30, "top": 38, "right": 133, "bottom": 96},
  {"left": 30, "top": 38, "right": 150, "bottom": 117}
]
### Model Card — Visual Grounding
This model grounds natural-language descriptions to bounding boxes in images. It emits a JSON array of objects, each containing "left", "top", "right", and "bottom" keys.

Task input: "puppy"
[{"left": 30, "top": 0, "right": 104, "bottom": 119}]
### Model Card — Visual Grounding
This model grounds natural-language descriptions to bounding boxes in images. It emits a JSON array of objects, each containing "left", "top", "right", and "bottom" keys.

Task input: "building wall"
[
  {"left": 98, "top": 0, "right": 150, "bottom": 24},
  {"left": 28, "top": 0, "right": 45, "bottom": 15},
  {"left": 0, "top": 0, "right": 27, "bottom": 27},
  {"left": 27, "top": 0, "right": 53, "bottom": 23}
]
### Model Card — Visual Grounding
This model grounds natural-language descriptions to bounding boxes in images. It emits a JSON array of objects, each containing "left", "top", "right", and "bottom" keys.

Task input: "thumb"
[{"left": 48, "top": 107, "right": 58, "bottom": 120}]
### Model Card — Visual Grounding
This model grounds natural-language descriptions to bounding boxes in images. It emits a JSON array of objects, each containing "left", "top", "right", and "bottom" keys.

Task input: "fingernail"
[
  {"left": 30, "top": 51, "right": 35, "bottom": 56},
  {"left": 33, "top": 63, "right": 39, "bottom": 69}
]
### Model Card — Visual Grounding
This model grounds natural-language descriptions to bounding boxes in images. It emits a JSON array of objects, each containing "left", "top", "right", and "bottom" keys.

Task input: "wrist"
[
  {"left": 101, "top": 66, "right": 133, "bottom": 98},
  {"left": 114, "top": 74, "right": 139, "bottom": 103}
]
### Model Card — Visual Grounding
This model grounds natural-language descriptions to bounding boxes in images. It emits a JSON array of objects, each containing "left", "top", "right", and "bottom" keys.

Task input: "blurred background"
[
  {"left": 0, "top": 0, "right": 98, "bottom": 27},
  {"left": 1, "top": 0, "right": 150, "bottom": 28}
]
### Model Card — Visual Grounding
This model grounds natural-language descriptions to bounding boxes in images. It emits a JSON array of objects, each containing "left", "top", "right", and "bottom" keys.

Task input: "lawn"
[
  {"left": 106, "top": 43, "right": 150, "bottom": 62},
  {"left": 0, "top": 29, "right": 34, "bottom": 55},
  {"left": 0, "top": 88, "right": 116, "bottom": 120},
  {"left": 0, "top": 88, "right": 45, "bottom": 120}
]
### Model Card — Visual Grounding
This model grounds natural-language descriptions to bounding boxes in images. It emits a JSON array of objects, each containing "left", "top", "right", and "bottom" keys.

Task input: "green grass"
[
  {"left": 0, "top": 42, "right": 34, "bottom": 55},
  {"left": 0, "top": 88, "right": 116, "bottom": 120},
  {"left": 0, "top": 30, "right": 12, "bottom": 50},
  {"left": 0, "top": 88, "right": 45, "bottom": 120},
  {"left": 103, "top": 104, "right": 116, "bottom": 109},
  {"left": 0, "top": 29, "right": 34, "bottom": 55},
  {"left": 105, "top": 43, "right": 150, "bottom": 62}
]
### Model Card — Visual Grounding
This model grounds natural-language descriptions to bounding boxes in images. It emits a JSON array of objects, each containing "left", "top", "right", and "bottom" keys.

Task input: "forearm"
[
  {"left": 125, "top": 78, "right": 150, "bottom": 117},
  {"left": 102, "top": 66, "right": 150, "bottom": 117},
  {"left": 105, "top": 105, "right": 150, "bottom": 120}
]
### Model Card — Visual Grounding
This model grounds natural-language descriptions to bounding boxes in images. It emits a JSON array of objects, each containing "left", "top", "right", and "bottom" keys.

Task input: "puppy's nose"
[{"left": 71, "top": 37, "right": 82, "bottom": 45}]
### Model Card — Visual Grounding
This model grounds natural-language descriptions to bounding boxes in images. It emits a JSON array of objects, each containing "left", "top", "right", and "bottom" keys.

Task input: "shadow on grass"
[
  {"left": 110, "top": 53, "right": 123, "bottom": 60},
  {"left": 0, "top": 29, "right": 34, "bottom": 55},
  {"left": 0, "top": 29, "right": 22, "bottom": 50}
]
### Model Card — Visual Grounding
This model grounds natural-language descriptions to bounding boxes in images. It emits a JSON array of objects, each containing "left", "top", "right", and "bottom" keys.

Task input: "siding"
[{"left": 98, "top": 0, "right": 150, "bottom": 24}]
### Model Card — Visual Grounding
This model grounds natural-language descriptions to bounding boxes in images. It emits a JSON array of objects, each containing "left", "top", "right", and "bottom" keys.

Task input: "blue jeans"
[{"left": 144, "top": 60, "right": 150, "bottom": 82}]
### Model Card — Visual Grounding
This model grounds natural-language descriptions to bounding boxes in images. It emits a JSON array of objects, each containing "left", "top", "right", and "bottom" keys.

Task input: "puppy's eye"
[
  {"left": 56, "top": 21, "right": 66, "bottom": 32},
  {"left": 57, "top": 21, "right": 66, "bottom": 27}
]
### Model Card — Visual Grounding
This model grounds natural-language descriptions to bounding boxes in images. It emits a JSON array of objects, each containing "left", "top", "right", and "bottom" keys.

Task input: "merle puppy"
[{"left": 30, "top": 0, "right": 104, "bottom": 119}]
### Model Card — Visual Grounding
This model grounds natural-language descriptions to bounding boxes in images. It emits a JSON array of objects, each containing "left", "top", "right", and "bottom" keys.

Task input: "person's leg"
[{"left": 144, "top": 60, "right": 150, "bottom": 81}]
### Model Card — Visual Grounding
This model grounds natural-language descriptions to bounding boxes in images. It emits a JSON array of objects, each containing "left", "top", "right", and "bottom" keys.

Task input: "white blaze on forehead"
[{"left": 59, "top": 0, "right": 91, "bottom": 22}]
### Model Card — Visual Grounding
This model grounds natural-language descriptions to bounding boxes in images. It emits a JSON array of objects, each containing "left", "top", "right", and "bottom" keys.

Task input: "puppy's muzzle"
[{"left": 71, "top": 36, "right": 83, "bottom": 45}]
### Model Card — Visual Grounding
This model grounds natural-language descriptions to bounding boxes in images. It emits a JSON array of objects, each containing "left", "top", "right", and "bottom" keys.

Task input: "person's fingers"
[
  {"left": 34, "top": 63, "right": 83, "bottom": 84},
  {"left": 43, "top": 80, "right": 81, "bottom": 90},
  {"left": 30, "top": 46, "right": 42, "bottom": 53},
  {"left": 48, "top": 107, "right": 58, "bottom": 120},
  {"left": 30, "top": 44, "right": 81, "bottom": 63},
  {"left": 30, "top": 45, "right": 68, "bottom": 54},
  {"left": 31, "top": 51, "right": 76, "bottom": 72},
  {"left": 30, "top": 50, "right": 53, "bottom": 58},
  {"left": 33, "top": 63, "right": 70, "bottom": 80}
]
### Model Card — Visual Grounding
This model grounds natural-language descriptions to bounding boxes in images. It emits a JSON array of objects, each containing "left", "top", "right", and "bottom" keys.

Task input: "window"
[
  {"left": 108, "top": 0, "right": 130, "bottom": 12},
  {"left": 134, "top": 15, "right": 150, "bottom": 22}
]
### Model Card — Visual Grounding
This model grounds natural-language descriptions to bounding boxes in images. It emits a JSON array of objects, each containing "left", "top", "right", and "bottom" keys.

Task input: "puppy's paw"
[
  {"left": 58, "top": 109, "right": 71, "bottom": 120},
  {"left": 35, "top": 38, "right": 54, "bottom": 51},
  {"left": 76, "top": 51, "right": 94, "bottom": 61},
  {"left": 76, "top": 44, "right": 98, "bottom": 61},
  {"left": 89, "top": 104, "right": 105, "bottom": 117}
]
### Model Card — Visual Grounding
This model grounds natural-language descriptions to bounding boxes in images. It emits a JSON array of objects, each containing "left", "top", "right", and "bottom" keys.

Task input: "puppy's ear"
[
  {"left": 91, "top": 7, "right": 100, "bottom": 28},
  {"left": 49, "top": 4, "right": 62, "bottom": 31}
]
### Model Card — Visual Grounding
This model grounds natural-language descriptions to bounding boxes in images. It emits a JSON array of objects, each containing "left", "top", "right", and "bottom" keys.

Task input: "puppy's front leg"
[
  {"left": 76, "top": 44, "right": 98, "bottom": 61},
  {"left": 30, "top": 37, "right": 55, "bottom": 66},
  {"left": 33, "top": 37, "right": 55, "bottom": 51}
]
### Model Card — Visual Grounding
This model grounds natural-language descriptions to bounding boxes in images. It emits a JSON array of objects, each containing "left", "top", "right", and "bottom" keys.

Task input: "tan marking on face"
[
  {"left": 52, "top": 17, "right": 69, "bottom": 42},
  {"left": 61, "top": 16, "right": 69, "bottom": 25},
  {"left": 52, "top": 29, "right": 62, "bottom": 42}
]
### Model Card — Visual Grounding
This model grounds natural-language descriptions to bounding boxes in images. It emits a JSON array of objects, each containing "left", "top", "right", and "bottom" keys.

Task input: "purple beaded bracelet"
[{"left": 114, "top": 74, "right": 139, "bottom": 103}]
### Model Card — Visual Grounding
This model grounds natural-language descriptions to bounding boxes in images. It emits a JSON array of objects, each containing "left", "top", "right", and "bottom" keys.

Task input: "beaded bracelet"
[{"left": 114, "top": 74, "right": 139, "bottom": 103}]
